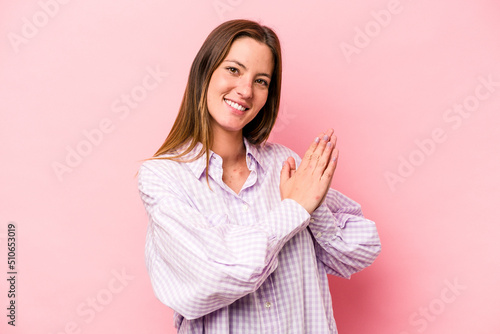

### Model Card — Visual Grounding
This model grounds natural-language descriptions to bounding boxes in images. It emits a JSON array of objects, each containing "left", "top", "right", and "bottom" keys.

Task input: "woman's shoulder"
[
  {"left": 140, "top": 154, "right": 176, "bottom": 169},
  {"left": 138, "top": 153, "right": 190, "bottom": 182},
  {"left": 257, "top": 140, "right": 301, "bottom": 161},
  {"left": 140, "top": 141, "right": 202, "bottom": 173}
]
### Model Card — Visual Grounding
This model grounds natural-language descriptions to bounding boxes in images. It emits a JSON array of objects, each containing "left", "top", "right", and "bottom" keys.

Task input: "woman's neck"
[{"left": 211, "top": 129, "right": 246, "bottom": 166}]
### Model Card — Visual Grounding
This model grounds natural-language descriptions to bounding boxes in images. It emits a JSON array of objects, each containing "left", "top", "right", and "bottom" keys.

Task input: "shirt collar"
[
  {"left": 243, "top": 137, "right": 266, "bottom": 172},
  {"left": 180, "top": 137, "right": 267, "bottom": 179},
  {"left": 177, "top": 141, "right": 212, "bottom": 179}
]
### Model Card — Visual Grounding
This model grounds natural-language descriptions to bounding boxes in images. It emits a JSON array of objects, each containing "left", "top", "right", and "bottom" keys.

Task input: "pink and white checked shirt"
[{"left": 138, "top": 138, "right": 381, "bottom": 333}]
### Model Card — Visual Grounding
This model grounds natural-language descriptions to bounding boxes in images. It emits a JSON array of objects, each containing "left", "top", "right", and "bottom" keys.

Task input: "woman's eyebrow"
[{"left": 223, "top": 59, "right": 271, "bottom": 79}]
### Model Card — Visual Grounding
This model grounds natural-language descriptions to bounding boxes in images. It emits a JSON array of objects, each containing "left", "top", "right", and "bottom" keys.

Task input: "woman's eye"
[
  {"left": 256, "top": 79, "right": 269, "bottom": 87},
  {"left": 227, "top": 67, "right": 238, "bottom": 74}
]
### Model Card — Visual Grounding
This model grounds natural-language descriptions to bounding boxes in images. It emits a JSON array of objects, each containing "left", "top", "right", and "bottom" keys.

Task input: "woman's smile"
[{"left": 224, "top": 98, "right": 249, "bottom": 113}]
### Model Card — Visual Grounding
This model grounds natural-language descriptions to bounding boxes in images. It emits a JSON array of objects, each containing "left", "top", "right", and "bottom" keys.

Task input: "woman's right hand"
[{"left": 280, "top": 128, "right": 339, "bottom": 214}]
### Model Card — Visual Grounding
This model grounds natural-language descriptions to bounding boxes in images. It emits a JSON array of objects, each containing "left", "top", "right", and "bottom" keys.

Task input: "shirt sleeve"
[
  {"left": 283, "top": 146, "right": 381, "bottom": 279},
  {"left": 307, "top": 188, "right": 382, "bottom": 278},
  {"left": 137, "top": 162, "right": 310, "bottom": 320}
]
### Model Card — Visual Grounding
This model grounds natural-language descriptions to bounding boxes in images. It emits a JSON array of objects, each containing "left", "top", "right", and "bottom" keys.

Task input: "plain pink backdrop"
[{"left": 1, "top": 0, "right": 499, "bottom": 333}]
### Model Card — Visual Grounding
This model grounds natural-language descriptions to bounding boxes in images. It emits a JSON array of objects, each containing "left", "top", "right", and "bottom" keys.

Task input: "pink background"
[{"left": 1, "top": 0, "right": 499, "bottom": 333}]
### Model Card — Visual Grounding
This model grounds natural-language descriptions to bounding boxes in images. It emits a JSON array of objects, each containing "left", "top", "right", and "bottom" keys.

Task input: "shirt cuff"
[
  {"left": 308, "top": 202, "right": 342, "bottom": 244},
  {"left": 266, "top": 199, "right": 310, "bottom": 239}
]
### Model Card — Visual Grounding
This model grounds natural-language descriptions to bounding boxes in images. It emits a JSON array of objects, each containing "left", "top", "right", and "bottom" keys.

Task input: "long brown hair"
[{"left": 152, "top": 19, "right": 282, "bottom": 168}]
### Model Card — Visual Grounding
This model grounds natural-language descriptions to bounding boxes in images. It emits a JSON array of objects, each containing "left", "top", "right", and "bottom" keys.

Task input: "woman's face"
[{"left": 206, "top": 37, "right": 274, "bottom": 138}]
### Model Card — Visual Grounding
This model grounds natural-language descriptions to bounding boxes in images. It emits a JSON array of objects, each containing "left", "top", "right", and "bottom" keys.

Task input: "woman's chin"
[{"left": 214, "top": 124, "right": 245, "bottom": 135}]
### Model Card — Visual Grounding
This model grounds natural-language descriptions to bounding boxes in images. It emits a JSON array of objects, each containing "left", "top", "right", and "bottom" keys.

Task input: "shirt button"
[
  {"left": 316, "top": 232, "right": 322, "bottom": 238},
  {"left": 265, "top": 302, "right": 271, "bottom": 308},
  {"left": 242, "top": 204, "right": 249, "bottom": 211},
  {"left": 310, "top": 218, "right": 315, "bottom": 223}
]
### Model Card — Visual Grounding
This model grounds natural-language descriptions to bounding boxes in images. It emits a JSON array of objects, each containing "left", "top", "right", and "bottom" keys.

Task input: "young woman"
[{"left": 138, "top": 19, "right": 381, "bottom": 333}]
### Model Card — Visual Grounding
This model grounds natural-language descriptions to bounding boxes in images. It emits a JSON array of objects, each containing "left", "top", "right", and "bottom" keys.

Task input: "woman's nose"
[{"left": 236, "top": 77, "right": 253, "bottom": 99}]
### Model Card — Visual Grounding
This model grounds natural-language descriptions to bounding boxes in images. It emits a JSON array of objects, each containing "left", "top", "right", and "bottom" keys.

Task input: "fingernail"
[
  {"left": 327, "top": 142, "right": 332, "bottom": 147},
  {"left": 323, "top": 135, "right": 329, "bottom": 141},
  {"left": 332, "top": 156, "right": 337, "bottom": 162},
  {"left": 314, "top": 137, "right": 320, "bottom": 143}
]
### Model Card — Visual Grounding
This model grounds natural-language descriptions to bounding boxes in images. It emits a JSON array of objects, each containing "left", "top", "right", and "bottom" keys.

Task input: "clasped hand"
[{"left": 280, "top": 128, "right": 339, "bottom": 214}]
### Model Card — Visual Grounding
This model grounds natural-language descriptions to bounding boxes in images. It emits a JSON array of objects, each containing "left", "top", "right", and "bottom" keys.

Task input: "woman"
[{"left": 138, "top": 19, "right": 381, "bottom": 333}]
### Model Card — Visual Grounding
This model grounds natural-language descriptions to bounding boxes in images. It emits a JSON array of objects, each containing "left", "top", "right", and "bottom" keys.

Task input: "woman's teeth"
[{"left": 225, "top": 99, "right": 247, "bottom": 111}]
